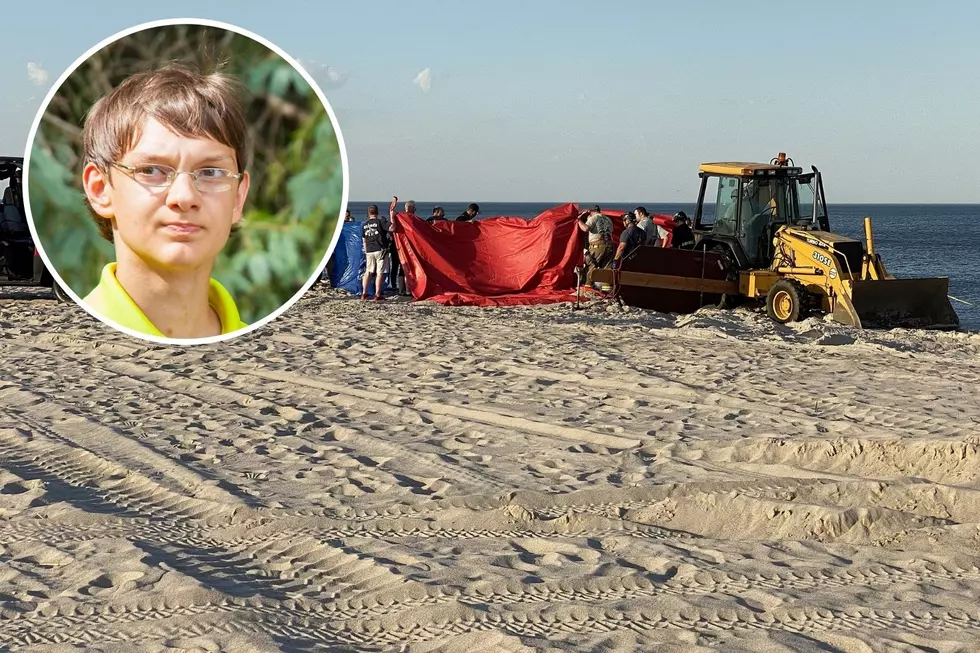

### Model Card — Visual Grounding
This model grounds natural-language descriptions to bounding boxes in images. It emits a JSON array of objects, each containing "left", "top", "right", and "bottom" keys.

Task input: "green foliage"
[{"left": 29, "top": 24, "right": 343, "bottom": 324}]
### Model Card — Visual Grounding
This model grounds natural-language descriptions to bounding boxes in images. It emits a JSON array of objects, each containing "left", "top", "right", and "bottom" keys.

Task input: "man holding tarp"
[{"left": 575, "top": 205, "right": 614, "bottom": 284}]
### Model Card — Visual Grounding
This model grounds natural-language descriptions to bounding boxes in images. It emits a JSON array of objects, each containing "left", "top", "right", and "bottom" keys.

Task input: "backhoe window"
[
  {"left": 796, "top": 180, "right": 813, "bottom": 221},
  {"left": 711, "top": 177, "right": 739, "bottom": 236},
  {"left": 794, "top": 176, "right": 827, "bottom": 227},
  {"left": 697, "top": 177, "right": 718, "bottom": 227},
  {"left": 738, "top": 180, "right": 778, "bottom": 263}
]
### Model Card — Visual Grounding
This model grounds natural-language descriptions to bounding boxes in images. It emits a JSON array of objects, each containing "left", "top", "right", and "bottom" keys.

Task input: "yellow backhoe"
[{"left": 592, "top": 153, "right": 960, "bottom": 330}]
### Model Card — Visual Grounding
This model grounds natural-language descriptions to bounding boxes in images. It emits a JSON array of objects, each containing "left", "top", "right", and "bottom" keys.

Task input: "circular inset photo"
[{"left": 24, "top": 18, "right": 348, "bottom": 344}]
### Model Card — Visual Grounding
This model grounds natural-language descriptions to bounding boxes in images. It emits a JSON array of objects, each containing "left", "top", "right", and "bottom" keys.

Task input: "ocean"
[{"left": 347, "top": 201, "right": 980, "bottom": 332}]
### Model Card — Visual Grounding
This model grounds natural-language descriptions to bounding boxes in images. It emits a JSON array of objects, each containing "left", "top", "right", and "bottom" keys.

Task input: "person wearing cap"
[
  {"left": 612, "top": 211, "right": 645, "bottom": 268},
  {"left": 575, "top": 205, "right": 613, "bottom": 283},
  {"left": 671, "top": 211, "right": 696, "bottom": 249}
]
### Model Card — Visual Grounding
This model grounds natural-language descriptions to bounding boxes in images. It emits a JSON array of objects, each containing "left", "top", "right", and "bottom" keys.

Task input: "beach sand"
[{"left": 2, "top": 284, "right": 980, "bottom": 652}]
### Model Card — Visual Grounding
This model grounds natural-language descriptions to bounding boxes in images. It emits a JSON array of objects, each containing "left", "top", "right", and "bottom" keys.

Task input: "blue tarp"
[{"left": 328, "top": 220, "right": 394, "bottom": 296}]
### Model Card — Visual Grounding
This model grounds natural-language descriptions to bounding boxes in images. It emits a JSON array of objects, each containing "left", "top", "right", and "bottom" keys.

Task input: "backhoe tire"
[{"left": 766, "top": 279, "right": 808, "bottom": 324}]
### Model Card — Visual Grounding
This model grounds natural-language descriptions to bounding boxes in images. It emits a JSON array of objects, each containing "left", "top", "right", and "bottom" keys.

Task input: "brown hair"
[{"left": 82, "top": 62, "right": 251, "bottom": 242}]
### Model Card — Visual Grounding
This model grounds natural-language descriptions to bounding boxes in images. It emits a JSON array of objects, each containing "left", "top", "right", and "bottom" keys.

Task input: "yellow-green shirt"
[{"left": 83, "top": 262, "right": 248, "bottom": 338}]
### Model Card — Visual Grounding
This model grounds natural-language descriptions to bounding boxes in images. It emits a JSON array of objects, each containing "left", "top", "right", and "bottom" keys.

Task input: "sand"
[{"left": 1, "top": 284, "right": 980, "bottom": 652}]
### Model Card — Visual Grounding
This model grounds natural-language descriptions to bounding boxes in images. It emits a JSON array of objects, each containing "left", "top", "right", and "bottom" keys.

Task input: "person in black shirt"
[
  {"left": 456, "top": 203, "right": 480, "bottom": 221},
  {"left": 427, "top": 205, "right": 446, "bottom": 222},
  {"left": 361, "top": 204, "right": 389, "bottom": 300},
  {"left": 612, "top": 212, "right": 645, "bottom": 268},
  {"left": 671, "top": 211, "right": 696, "bottom": 249}
]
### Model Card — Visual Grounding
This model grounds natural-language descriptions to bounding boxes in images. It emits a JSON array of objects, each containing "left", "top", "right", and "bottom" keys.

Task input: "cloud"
[
  {"left": 26, "top": 62, "right": 48, "bottom": 86},
  {"left": 413, "top": 68, "right": 432, "bottom": 93},
  {"left": 297, "top": 59, "right": 348, "bottom": 89}
]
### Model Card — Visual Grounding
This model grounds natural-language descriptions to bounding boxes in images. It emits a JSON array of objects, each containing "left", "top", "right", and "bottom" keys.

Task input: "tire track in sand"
[{"left": 5, "top": 594, "right": 979, "bottom": 650}]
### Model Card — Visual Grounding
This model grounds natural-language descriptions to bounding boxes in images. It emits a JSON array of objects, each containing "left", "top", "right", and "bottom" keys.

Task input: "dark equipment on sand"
[
  {"left": 591, "top": 153, "right": 959, "bottom": 330},
  {"left": 0, "top": 156, "right": 70, "bottom": 301}
]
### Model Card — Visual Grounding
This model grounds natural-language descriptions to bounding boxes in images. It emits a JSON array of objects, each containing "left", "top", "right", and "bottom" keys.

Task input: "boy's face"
[{"left": 84, "top": 117, "right": 250, "bottom": 275}]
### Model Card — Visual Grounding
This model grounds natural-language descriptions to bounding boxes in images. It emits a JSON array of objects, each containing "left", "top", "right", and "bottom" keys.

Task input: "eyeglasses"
[{"left": 112, "top": 162, "right": 243, "bottom": 192}]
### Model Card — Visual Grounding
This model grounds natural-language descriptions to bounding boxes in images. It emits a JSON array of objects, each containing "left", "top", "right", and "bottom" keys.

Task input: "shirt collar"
[{"left": 87, "top": 262, "right": 245, "bottom": 337}]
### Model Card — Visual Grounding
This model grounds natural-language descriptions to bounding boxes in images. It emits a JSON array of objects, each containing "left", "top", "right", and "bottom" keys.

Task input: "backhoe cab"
[{"left": 692, "top": 152, "right": 829, "bottom": 269}]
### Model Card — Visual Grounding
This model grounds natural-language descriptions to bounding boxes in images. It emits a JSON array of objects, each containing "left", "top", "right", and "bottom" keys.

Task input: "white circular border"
[{"left": 22, "top": 16, "right": 350, "bottom": 346}]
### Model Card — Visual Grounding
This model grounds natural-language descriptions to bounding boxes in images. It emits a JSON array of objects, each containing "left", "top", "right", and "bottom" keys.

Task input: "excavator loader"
[{"left": 591, "top": 153, "right": 959, "bottom": 330}]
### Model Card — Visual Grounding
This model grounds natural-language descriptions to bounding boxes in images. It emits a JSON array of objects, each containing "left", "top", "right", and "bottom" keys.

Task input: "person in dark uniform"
[
  {"left": 612, "top": 212, "right": 645, "bottom": 268},
  {"left": 456, "top": 203, "right": 480, "bottom": 221},
  {"left": 671, "top": 211, "right": 696, "bottom": 249}
]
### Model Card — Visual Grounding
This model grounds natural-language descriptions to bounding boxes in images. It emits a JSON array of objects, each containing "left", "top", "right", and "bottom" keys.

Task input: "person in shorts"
[
  {"left": 361, "top": 204, "right": 388, "bottom": 300},
  {"left": 80, "top": 62, "right": 250, "bottom": 339}
]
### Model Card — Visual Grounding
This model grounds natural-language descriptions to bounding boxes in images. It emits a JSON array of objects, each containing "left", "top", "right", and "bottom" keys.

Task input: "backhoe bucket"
[{"left": 834, "top": 277, "right": 960, "bottom": 330}]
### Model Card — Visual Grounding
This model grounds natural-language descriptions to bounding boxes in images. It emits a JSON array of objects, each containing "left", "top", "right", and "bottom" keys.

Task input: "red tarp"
[{"left": 391, "top": 203, "right": 679, "bottom": 307}]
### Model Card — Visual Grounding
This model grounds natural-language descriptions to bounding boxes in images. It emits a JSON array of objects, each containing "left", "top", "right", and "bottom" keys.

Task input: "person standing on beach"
[
  {"left": 634, "top": 206, "right": 658, "bottom": 246},
  {"left": 361, "top": 204, "right": 388, "bottom": 300},
  {"left": 575, "top": 205, "right": 613, "bottom": 283},
  {"left": 386, "top": 196, "right": 413, "bottom": 296},
  {"left": 456, "top": 203, "right": 480, "bottom": 221},
  {"left": 671, "top": 211, "right": 696, "bottom": 249},
  {"left": 612, "top": 212, "right": 645, "bottom": 268}
]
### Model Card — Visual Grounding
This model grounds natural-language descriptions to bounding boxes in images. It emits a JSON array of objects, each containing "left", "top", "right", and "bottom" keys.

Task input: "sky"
[{"left": 3, "top": 0, "right": 979, "bottom": 203}]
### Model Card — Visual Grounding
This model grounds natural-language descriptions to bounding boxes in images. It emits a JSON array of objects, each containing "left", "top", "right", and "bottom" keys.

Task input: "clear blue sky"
[{"left": 4, "top": 1, "right": 979, "bottom": 203}]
